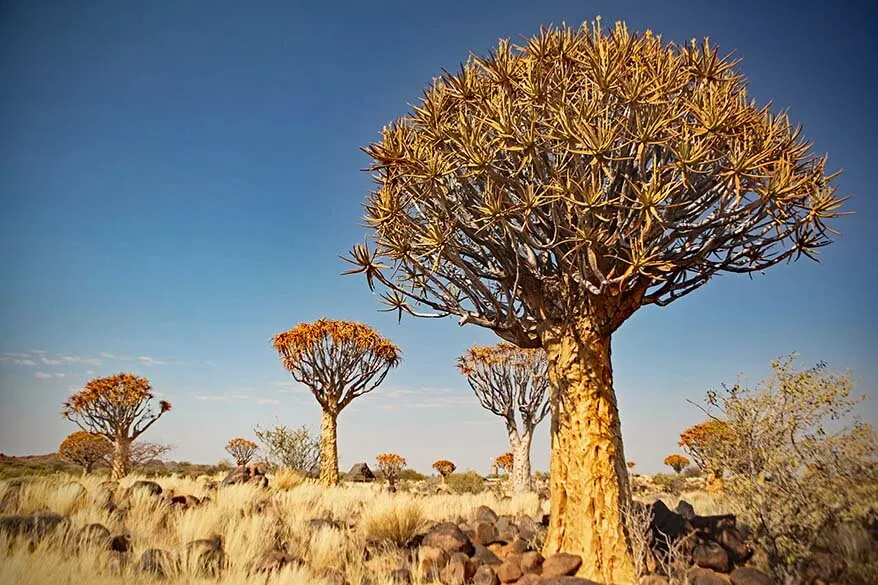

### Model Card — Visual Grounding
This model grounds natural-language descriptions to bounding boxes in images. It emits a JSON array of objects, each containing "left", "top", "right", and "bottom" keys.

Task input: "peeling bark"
[
  {"left": 511, "top": 430, "right": 533, "bottom": 494},
  {"left": 541, "top": 323, "right": 636, "bottom": 584},
  {"left": 111, "top": 438, "right": 131, "bottom": 481},
  {"left": 319, "top": 410, "right": 339, "bottom": 486}
]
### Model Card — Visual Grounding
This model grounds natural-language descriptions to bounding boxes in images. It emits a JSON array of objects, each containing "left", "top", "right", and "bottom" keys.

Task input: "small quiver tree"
[
  {"left": 626, "top": 461, "right": 636, "bottom": 470},
  {"left": 664, "top": 454, "right": 690, "bottom": 475},
  {"left": 344, "top": 19, "right": 847, "bottom": 581},
  {"left": 273, "top": 319, "right": 400, "bottom": 486},
  {"left": 432, "top": 459, "right": 455, "bottom": 483},
  {"left": 458, "top": 344, "right": 549, "bottom": 493},
  {"left": 63, "top": 373, "right": 171, "bottom": 480},
  {"left": 376, "top": 453, "right": 407, "bottom": 491},
  {"left": 680, "top": 420, "right": 734, "bottom": 493},
  {"left": 494, "top": 452, "right": 514, "bottom": 474},
  {"left": 225, "top": 438, "right": 259, "bottom": 466},
  {"left": 58, "top": 431, "right": 112, "bottom": 474}
]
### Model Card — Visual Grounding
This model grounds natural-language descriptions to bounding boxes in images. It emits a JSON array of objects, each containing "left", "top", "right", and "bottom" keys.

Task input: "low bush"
[{"left": 446, "top": 471, "right": 485, "bottom": 494}]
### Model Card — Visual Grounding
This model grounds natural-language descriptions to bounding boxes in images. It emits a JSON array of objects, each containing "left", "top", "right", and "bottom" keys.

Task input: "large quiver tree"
[
  {"left": 272, "top": 319, "right": 400, "bottom": 486},
  {"left": 63, "top": 373, "right": 171, "bottom": 480},
  {"left": 345, "top": 19, "right": 847, "bottom": 582},
  {"left": 458, "top": 343, "right": 549, "bottom": 493}
]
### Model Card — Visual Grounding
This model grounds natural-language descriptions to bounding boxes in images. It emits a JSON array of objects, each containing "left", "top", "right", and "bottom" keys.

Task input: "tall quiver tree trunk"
[
  {"left": 320, "top": 410, "right": 339, "bottom": 485},
  {"left": 542, "top": 323, "right": 634, "bottom": 584},
  {"left": 510, "top": 429, "right": 533, "bottom": 494},
  {"left": 111, "top": 436, "right": 132, "bottom": 481}
]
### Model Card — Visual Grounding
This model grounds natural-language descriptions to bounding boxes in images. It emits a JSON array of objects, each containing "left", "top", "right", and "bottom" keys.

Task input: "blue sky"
[{"left": 1, "top": 0, "right": 875, "bottom": 475}]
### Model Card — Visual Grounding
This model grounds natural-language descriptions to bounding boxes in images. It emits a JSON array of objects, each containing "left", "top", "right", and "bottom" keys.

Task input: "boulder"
[
  {"left": 496, "top": 555, "right": 523, "bottom": 582},
  {"left": 137, "top": 548, "right": 179, "bottom": 578},
  {"left": 472, "top": 564, "right": 500, "bottom": 585},
  {"left": 471, "top": 542, "right": 503, "bottom": 566},
  {"left": 540, "top": 579, "right": 603, "bottom": 585},
  {"left": 520, "top": 550, "right": 543, "bottom": 574},
  {"left": 418, "top": 545, "right": 449, "bottom": 579},
  {"left": 676, "top": 499, "right": 696, "bottom": 519},
  {"left": 516, "top": 575, "right": 541, "bottom": 585},
  {"left": 127, "top": 480, "right": 162, "bottom": 497},
  {"left": 473, "top": 520, "right": 498, "bottom": 545},
  {"left": 541, "top": 553, "right": 583, "bottom": 578},
  {"left": 717, "top": 526, "right": 753, "bottom": 564},
  {"left": 110, "top": 533, "right": 131, "bottom": 553},
  {"left": 185, "top": 534, "right": 225, "bottom": 577},
  {"left": 649, "top": 499, "right": 691, "bottom": 542},
  {"left": 476, "top": 505, "right": 499, "bottom": 524},
  {"left": 421, "top": 522, "right": 474, "bottom": 555},
  {"left": 640, "top": 575, "right": 670, "bottom": 585},
  {"left": 689, "top": 566, "right": 732, "bottom": 585},
  {"left": 440, "top": 552, "right": 476, "bottom": 585},
  {"left": 0, "top": 512, "right": 69, "bottom": 540},
  {"left": 222, "top": 464, "right": 269, "bottom": 487},
  {"left": 729, "top": 567, "right": 773, "bottom": 585},
  {"left": 77, "top": 523, "right": 111, "bottom": 548},
  {"left": 347, "top": 462, "right": 375, "bottom": 482},
  {"left": 693, "top": 541, "right": 731, "bottom": 573}
]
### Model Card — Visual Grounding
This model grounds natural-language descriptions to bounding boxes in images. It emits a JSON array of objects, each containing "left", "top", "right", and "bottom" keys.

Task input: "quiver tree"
[
  {"left": 58, "top": 431, "right": 112, "bottom": 474},
  {"left": 272, "top": 319, "right": 401, "bottom": 485},
  {"left": 225, "top": 438, "right": 259, "bottom": 466},
  {"left": 63, "top": 373, "right": 171, "bottom": 480},
  {"left": 494, "top": 451, "right": 514, "bottom": 473},
  {"left": 664, "top": 454, "right": 690, "bottom": 474},
  {"left": 458, "top": 343, "right": 549, "bottom": 493},
  {"left": 432, "top": 459, "right": 455, "bottom": 482},
  {"left": 376, "top": 453, "right": 407, "bottom": 491},
  {"left": 344, "top": 19, "right": 847, "bottom": 582}
]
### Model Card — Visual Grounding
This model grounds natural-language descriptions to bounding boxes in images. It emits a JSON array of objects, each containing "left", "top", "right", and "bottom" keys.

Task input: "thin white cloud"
[
  {"left": 204, "top": 361, "right": 217, "bottom": 367},
  {"left": 0, "top": 352, "right": 38, "bottom": 365},
  {"left": 192, "top": 389, "right": 251, "bottom": 401},
  {"left": 85, "top": 370, "right": 96, "bottom": 375},
  {"left": 137, "top": 356, "right": 167, "bottom": 366},
  {"left": 100, "top": 352, "right": 118, "bottom": 359},
  {"left": 60, "top": 355, "right": 101, "bottom": 366},
  {"left": 35, "top": 372, "right": 64, "bottom": 379},
  {"left": 40, "top": 357, "right": 62, "bottom": 365},
  {"left": 257, "top": 398, "right": 281, "bottom": 405},
  {"left": 15, "top": 359, "right": 36, "bottom": 366}
]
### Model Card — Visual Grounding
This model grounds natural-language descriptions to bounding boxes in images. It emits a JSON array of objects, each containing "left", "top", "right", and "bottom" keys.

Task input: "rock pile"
[{"left": 221, "top": 463, "right": 269, "bottom": 488}]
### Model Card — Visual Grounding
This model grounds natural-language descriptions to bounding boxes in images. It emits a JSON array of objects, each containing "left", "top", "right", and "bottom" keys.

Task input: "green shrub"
[
  {"left": 651, "top": 473, "right": 683, "bottom": 494},
  {"left": 446, "top": 471, "right": 485, "bottom": 494}
]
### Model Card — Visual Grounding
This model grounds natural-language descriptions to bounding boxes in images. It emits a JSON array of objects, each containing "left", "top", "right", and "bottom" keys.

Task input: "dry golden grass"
[{"left": 0, "top": 472, "right": 544, "bottom": 585}]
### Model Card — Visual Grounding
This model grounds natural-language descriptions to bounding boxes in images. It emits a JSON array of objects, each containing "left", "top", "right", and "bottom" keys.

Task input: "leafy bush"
[
  {"left": 254, "top": 424, "right": 320, "bottom": 474},
  {"left": 682, "top": 466, "right": 702, "bottom": 478},
  {"left": 651, "top": 473, "right": 683, "bottom": 494},
  {"left": 693, "top": 355, "right": 878, "bottom": 581},
  {"left": 398, "top": 468, "right": 426, "bottom": 481},
  {"left": 446, "top": 471, "right": 485, "bottom": 494}
]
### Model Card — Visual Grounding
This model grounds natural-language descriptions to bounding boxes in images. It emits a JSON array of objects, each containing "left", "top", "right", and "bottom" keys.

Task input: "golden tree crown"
[
  {"left": 494, "top": 452, "right": 514, "bottom": 470},
  {"left": 679, "top": 420, "right": 734, "bottom": 448},
  {"left": 272, "top": 318, "right": 400, "bottom": 369},
  {"left": 226, "top": 437, "right": 258, "bottom": 451},
  {"left": 458, "top": 343, "right": 545, "bottom": 375},
  {"left": 58, "top": 431, "right": 112, "bottom": 459},
  {"left": 664, "top": 454, "right": 690, "bottom": 467},
  {"left": 377, "top": 452, "right": 407, "bottom": 468},
  {"left": 63, "top": 373, "right": 168, "bottom": 415},
  {"left": 347, "top": 18, "right": 848, "bottom": 343},
  {"left": 432, "top": 459, "right": 456, "bottom": 474}
]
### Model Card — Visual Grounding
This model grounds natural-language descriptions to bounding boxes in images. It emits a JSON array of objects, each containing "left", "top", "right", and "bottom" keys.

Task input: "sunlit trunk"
[
  {"left": 541, "top": 323, "right": 636, "bottom": 584},
  {"left": 510, "top": 430, "right": 533, "bottom": 494},
  {"left": 319, "top": 410, "right": 339, "bottom": 486},
  {"left": 111, "top": 438, "right": 131, "bottom": 481}
]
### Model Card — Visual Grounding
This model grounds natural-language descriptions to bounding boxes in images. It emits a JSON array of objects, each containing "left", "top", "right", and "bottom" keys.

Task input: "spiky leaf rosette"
[
  {"left": 63, "top": 373, "right": 171, "bottom": 440},
  {"left": 494, "top": 451, "right": 514, "bottom": 472},
  {"left": 345, "top": 19, "right": 848, "bottom": 344},
  {"left": 432, "top": 459, "right": 456, "bottom": 477},
  {"left": 272, "top": 319, "right": 401, "bottom": 412},
  {"left": 58, "top": 431, "right": 113, "bottom": 470},
  {"left": 226, "top": 437, "right": 259, "bottom": 466},
  {"left": 458, "top": 343, "right": 549, "bottom": 431}
]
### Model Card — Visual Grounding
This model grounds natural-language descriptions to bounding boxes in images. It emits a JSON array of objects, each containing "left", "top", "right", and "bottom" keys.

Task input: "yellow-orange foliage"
[
  {"left": 272, "top": 319, "right": 400, "bottom": 411},
  {"left": 376, "top": 453, "right": 407, "bottom": 487},
  {"left": 225, "top": 437, "right": 259, "bottom": 466},
  {"left": 432, "top": 459, "right": 456, "bottom": 477},
  {"left": 626, "top": 461, "right": 636, "bottom": 469},
  {"left": 494, "top": 452, "right": 514, "bottom": 472},
  {"left": 679, "top": 420, "right": 734, "bottom": 471},
  {"left": 62, "top": 373, "right": 171, "bottom": 440},
  {"left": 58, "top": 431, "right": 112, "bottom": 472},
  {"left": 664, "top": 454, "right": 691, "bottom": 474}
]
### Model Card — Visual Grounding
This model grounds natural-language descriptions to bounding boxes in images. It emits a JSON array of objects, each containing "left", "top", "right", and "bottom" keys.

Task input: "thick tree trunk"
[
  {"left": 541, "top": 324, "right": 636, "bottom": 584},
  {"left": 319, "top": 410, "right": 339, "bottom": 486},
  {"left": 510, "top": 430, "right": 533, "bottom": 494},
  {"left": 111, "top": 438, "right": 131, "bottom": 481}
]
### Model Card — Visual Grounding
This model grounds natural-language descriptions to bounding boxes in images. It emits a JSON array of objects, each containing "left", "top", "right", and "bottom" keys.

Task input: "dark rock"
[
  {"left": 690, "top": 514, "right": 738, "bottom": 539},
  {"left": 520, "top": 550, "right": 543, "bottom": 574},
  {"left": 128, "top": 480, "right": 162, "bottom": 497},
  {"left": 0, "top": 481, "right": 23, "bottom": 513},
  {"left": 474, "top": 521, "right": 499, "bottom": 545},
  {"left": 516, "top": 575, "right": 541, "bottom": 585},
  {"left": 440, "top": 552, "right": 476, "bottom": 585},
  {"left": 471, "top": 543, "right": 503, "bottom": 566},
  {"left": 693, "top": 541, "right": 731, "bottom": 573},
  {"left": 517, "top": 514, "right": 538, "bottom": 541},
  {"left": 347, "top": 462, "right": 375, "bottom": 482},
  {"left": 495, "top": 516, "right": 516, "bottom": 534},
  {"left": 505, "top": 537, "right": 529, "bottom": 555},
  {"left": 540, "top": 513, "right": 550, "bottom": 527},
  {"left": 185, "top": 534, "right": 225, "bottom": 577},
  {"left": 422, "top": 522, "right": 474, "bottom": 555},
  {"left": 476, "top": 505, "right": 499, "bottom": 524},
  {"left": 0, "top": 512, "right": 69, "bottom": 540},
  {"left": 222, "top": 464, "right": 269, "bottom": 487},
  {"left": 93, "top": 482, "right": 118, "bottom": 509},
  {"left": 676, "top": 500, "right": 696, "bottom": 519},
  {"left": 496, "top": 555, "right": 523, "bottom": 582},
  {"left": 250, "top": 548, "right": 301, "bottom": 574},
  {"left": 641, "top": 575, "right": 670, "bottom": 585},
  {"left": 418, "top": 545, "right": 449, "bottom": 579},
  {"left": 138, "top": 548, "right": 179, "bottom": 577},
  {"left": 472, "top": 564, "right": 500, "bottom": 585},
  {"left": 541, "top": 552, "right": 583, "bottom": 578},
  {"left": 718, "top": 526, "right": 753, "bottom": 564},
  {"left": 78, "top": 523, "right": 111, "bottom": 548},
  {"left": 110, "top": 533, "right": 131, "bottom": 553},
  {"left": 649, "top": 499, "right": 691, "bottom": 542},
  {"left": 539, "top": 578, "right": 604, "bottom": 585},
  {"left": 729, "top": 567, "right": 773, "bottom": 585},
  {"left": 689, "top": 566, "right": 732, "bottom": 585}
]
